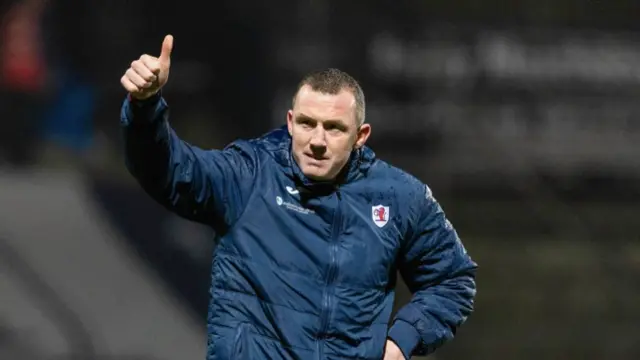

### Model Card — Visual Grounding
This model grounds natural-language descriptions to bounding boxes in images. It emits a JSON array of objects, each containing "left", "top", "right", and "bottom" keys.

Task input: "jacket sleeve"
[
  {"left": 387, "top": 185, "right": 477, "bottom": 358},
  {"left": 119, "top": 93, "right": 258, "bottom": 231}
]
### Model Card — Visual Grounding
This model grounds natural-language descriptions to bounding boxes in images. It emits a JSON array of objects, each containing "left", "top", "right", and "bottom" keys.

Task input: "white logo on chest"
[{"left": 276, "top": 195, "right": 314, "bottom": 215}]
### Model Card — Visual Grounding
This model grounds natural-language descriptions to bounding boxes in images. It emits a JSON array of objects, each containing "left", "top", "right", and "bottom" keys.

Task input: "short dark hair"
[{"left": 292, "top": 68, "right": 366, "bottom": 126}]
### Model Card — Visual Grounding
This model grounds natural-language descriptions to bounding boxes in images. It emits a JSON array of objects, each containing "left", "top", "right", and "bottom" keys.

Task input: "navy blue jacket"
[{"left": 120, "top": 93, "right": 477, "bottom": 360}]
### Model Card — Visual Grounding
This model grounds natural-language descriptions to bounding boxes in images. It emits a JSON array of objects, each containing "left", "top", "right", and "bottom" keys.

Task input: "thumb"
[{"left": 159, "top": 34, "right": 173, "bottom": 65}]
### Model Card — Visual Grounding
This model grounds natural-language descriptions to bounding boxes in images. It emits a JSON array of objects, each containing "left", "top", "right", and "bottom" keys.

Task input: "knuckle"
[{"left": 141, "top": 54, "right": 156, "bottom": 63}]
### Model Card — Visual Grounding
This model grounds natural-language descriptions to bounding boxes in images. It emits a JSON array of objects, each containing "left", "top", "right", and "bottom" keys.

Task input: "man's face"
[{"left": 287, "top": 85, "right": 371, "bottom": 182}]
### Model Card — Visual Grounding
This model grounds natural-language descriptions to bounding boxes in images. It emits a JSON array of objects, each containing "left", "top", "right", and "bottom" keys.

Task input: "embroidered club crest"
[{"left": 371, "top": 205, "right": 390, "bottom": 228}]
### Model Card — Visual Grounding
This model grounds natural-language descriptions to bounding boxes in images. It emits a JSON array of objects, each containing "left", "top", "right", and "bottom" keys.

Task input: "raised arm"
[{"left": 119, "top": 35, "right": 258, "bottom": 230}]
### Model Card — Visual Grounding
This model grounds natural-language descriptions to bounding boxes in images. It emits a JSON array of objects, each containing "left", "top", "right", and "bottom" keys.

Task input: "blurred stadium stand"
[{"left": 1, "top": 0, "right": 639, "bottom": 359}]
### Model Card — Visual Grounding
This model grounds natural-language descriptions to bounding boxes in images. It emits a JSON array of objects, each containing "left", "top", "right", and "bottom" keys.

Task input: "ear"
[
  {"left": 354, "top": 124, "right": 371, "bottom": 149},
  {"left": 287, "top": 110, "right": 294, "bottom": 136}
]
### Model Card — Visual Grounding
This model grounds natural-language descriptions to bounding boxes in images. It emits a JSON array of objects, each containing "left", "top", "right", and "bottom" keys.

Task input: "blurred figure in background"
[
  {"left": 38, "top": 0, "right": 96, "bottom": 164},
  {"left": 0, "top": 0, "right": 97, "bottom": 168},
  {"left": 0, "top": 0, "right": 47, "bottom": 166}
]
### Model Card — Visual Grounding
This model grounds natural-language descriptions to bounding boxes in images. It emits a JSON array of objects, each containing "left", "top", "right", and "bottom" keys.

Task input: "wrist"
[
  {"left": 385, "top": 338, "right": 407, "bottom": 360},
  {"left": 387, "top": 320, "right": 420, "bottom": 360},
  {"left": 127, "top": 91, "right": 162, "bottom": 109},
  {"left": 129, "top": 90, "right": 161, "bottom": 103}
]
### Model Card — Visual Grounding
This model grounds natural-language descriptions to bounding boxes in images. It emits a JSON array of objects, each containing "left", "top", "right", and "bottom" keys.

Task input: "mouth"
[{"left": 304, "top": 153, "right": 328, "bottom": 161}]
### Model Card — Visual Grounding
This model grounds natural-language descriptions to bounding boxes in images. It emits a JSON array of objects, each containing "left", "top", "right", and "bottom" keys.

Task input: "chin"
[
  {"left": 304, "top": 171, "right": 329, "bottom": 181},
  {"left": 302, "top": 167, "right": 331, "bottom": 182}
]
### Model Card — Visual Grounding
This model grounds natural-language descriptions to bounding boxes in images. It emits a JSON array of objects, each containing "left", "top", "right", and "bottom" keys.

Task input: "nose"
[{"left": 309, "top": 128, "right": 327, "bottom": 156}]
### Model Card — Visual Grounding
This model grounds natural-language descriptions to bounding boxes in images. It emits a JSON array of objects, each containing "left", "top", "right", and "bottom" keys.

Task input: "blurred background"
[{"left": 1, "top": 0, "right": 639, "bottom": 359}]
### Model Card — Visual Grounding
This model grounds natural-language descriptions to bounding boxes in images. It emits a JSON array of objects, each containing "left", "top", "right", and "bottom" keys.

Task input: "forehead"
[{"left": 294, "top": 85, "right": 357, "bottom": 123}]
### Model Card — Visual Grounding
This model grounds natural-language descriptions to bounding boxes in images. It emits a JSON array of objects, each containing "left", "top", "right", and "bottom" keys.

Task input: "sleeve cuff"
[
  {"left": 387, "top": 320, "right": 420, "bottom": 359},
  {"left": 122, "top": 91, "right": 163, "bottom": 126},
  {"left": 127, "top": 91, "right": 162, "bottom": 108}
]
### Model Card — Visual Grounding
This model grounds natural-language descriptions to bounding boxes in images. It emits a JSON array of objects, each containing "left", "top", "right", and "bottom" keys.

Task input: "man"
[{"left": 120, "top": 35, "right": 477, "bottom": 360}]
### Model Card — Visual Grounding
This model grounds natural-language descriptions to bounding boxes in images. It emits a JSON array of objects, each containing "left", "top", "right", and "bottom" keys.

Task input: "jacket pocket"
[{"left": 230, "top": 323, "right": 251, "bottom": 359}]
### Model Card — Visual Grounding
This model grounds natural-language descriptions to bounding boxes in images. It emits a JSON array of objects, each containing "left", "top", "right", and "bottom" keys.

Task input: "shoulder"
[
  {"left": 214, "top": 131, "right": 289, "bottom": 179},
  {"left": 241, "top": 127, "right": 290, "bottom": 167},
  {"left": 366, "top": 158, "right": 431, "bottom": 203},
  {"left": 222, "top": 125, "right": 288, "bottom": 161},
  {"left": 220, "top": 138, "right": 260, "bottom": 160}
]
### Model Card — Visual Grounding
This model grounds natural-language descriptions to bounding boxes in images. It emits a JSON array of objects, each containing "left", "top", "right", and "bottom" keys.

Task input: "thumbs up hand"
[{"left": 121, "top": 35, "right": 173, "bottom": 100}]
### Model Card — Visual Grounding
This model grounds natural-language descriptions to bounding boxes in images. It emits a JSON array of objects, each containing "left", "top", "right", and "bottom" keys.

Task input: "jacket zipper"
[{"left": 318, "top": 188, "right": 342, "bottom": 359}]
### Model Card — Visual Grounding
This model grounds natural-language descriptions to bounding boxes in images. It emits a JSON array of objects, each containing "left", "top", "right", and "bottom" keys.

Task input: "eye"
[
  {"left": 297, "top": 118, "right": 314, "bottom": 128},
  {"left": 325, "top": 123, "right": 345, "bottom": 133}
]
